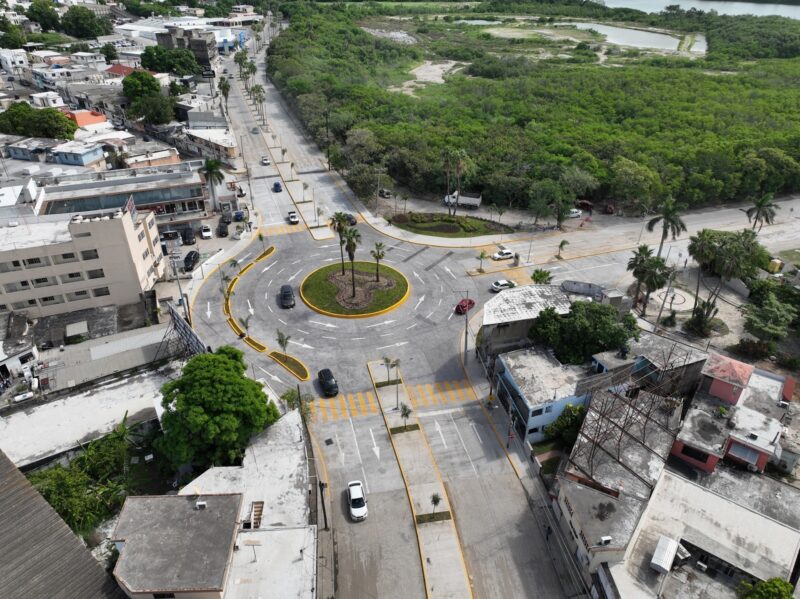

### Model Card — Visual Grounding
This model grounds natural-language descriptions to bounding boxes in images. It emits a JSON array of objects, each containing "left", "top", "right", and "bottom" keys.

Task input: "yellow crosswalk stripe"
[
  {"left": 407, "top": 387, "right": 419, "bottom": 409},
  {"left": 348, "top": 393, "right": 358, "bottom": 415},
  {"left": 365, "top": 391, "right": 378, "bottom": 413},
  {"left": 357, "top": 392, "right": 368, "bottom": 415},
  {"left": 328, "top": 397, "right": 339, "bottom": 421},
  {"left": 413, "top": 385, "right": 428, "bottom": 407},
  {"left": 316, "top": 399, "right": 328, "bottom": 422},
  {"left": 442, "top": 381, "right": 460, "bottom": 403},
  {"left": 308, "top": 400, "right": 317, "bottom": 420},
  {"left": 434, "top": 382, "right": 451, "bottom": 404},
  {"left": 423, "top": 384, "right": 438, "bottom": 405},
  {"left": 454, "top": 380, "right": 476, "bottom": 402},
  {"left": 446, "top": 380, "right": 467, "bottom": 403},
  {"left": 338, "top": 394, "right": 349, "bottom": 419}
]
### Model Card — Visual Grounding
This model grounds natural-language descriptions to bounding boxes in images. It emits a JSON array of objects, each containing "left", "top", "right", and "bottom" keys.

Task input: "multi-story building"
[
  {"left": 31, "top": 64, "right": 103, "bottom": 90},
  {"left": 0, "top": 49, "right": 28, "bottom": 75},
  {"left": 70, "top": 51, "right": 108, "bottom": 70},
  {"left": 30, "top": 91, "right": 66, "bottom": 109},
  {"left": 0, "top": 206, "right": 165, "bottom": 318},
  {"left": 51, "top": 141, "right": 106, "bottom": 170},
  {"left": 156, "top": 25, "right": 218, "bottom": 67}
]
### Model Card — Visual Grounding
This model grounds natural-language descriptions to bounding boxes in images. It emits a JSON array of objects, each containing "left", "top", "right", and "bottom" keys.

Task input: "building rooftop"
[
  {"left": 52, "top": 140, "right": 103, "bottom": 154},
  {"left": 701, "top": 353, "right": 753, "bottom": 388},
  {"left": 113, "top": 494, "right": 242, "bottom": 595},
  {"left": 482, "top": 283, "right": 573, "bottom": 326},
  {"left": 0, "top": 449, "right": 124, "bottom": 599},
  {"left": 8, "top": 137, "right": 63, "bottom": 151},
  {"left": 594, "top": 331, "right": 708, "bottom": 373},
  {"left": 185, "top": 127, "right": 237, "bottom": 148},
  {"left": 0, "top": 217, "right": 71, "bottom": 249},
  {"left": 500, "top": 347, "right": 587, "bottom": 408}
]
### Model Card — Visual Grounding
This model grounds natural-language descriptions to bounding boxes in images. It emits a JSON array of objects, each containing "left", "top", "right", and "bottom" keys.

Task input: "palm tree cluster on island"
[{"left": 329, "top": 212, "right": 388, "bottom": 299}]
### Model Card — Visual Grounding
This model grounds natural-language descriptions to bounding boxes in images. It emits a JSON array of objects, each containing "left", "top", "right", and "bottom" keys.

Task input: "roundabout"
[{"left": 300, "top": 261, "right": 410, "bottom": 318}]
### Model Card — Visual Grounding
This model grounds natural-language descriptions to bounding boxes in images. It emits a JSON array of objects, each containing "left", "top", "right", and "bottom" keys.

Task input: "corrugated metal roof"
[
  {"left": 0, "top": 450, "right": 124, "bottom": 599},
  {"left": 701, "top": 353, "right": 754, "bottom": 388}
]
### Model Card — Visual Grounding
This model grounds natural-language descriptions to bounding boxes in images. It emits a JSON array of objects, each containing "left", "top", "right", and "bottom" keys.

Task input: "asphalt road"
[{"left": 191, "top": 43, "right": 800, "bottom": 599}]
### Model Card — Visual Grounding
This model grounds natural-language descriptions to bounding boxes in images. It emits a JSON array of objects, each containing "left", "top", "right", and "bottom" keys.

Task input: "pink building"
[{"left": 698, "top": 353, "right": 754, "bottom": 404}]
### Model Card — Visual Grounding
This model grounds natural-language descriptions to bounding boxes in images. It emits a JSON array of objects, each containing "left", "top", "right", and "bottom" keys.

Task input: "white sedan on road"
[
  {"left": 569, "top": 208, "right": 582, "bottom": 218},
  {"left": 491, "top": 280, "right": 516, "bottom": 293},
  {"left": 261, "top": 155, "right": 271, "bottom": 166},
  {"left": 347, "top": 480, "right": 368, "bottom": 522},
  {"left": 492, "top": 249, "right": 514, "bottom": 261}
]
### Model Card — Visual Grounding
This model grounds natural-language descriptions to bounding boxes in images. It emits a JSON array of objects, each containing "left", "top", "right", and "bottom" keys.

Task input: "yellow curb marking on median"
[
  {"left": 243, "top": 336, "right": 267, "bottom": 352},
  {"left": 238, "top": 262, "right": 255, "bottom": 276},
  {"left": 253, "top": 246, "right": 275, "bottom": 263},
  {"left": 267, "top": 351, "right": 310, "bottom": 381},
  {"left": 298, "top": 264, "right": 411, "bottom": 319},
  {"left": 366, "top": 363, "right": 432, "bottom": 599}
]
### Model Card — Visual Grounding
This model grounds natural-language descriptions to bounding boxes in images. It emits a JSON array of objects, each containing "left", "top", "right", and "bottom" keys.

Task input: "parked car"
[
  {"left": 280, "top": 284, "right": 295, "bottom": 308},
  {"left": 569, "top": 208, "right": 582, "bottom": 219},
  {"left": 182, "top": 227, "right": 196, "bottom": 245},
  {"left": 183, "top": 250, "right": 200, "bottom": 272},
  {"left": 287, "top": 211, "right": 300, "bottom": 224},
  {"left": 261, "top": 155, "right": 271, "bottom": 166},
  {"left": 455, "top": 298, "right": 475, "bottom": 314},
  {"left": 490, "top": 280, "right": 516, "bottom": 293},
  {"left": 237, "top": 186, "right": 246, "bottom": 198},
  {"left": 200, "top": 225, "right": 213, "bottom": 239},
  {"left": 378, "top": 188, "right": 392, "bottom": 198},
  {"left": 251, "top": 126, "right": 259, "bottom": 134},
  {"left": 273, "top": 181, "right": 283, "bottom": 193},
  {"left": 13, "top": 391, "right": 34, "bottom": 403},
  {"left": 491, "top": 249, "right": 514, "bottom": 261},
  {"left": 318, "top": 368, "right": 339, "bottom": 397},
  {"left": 347, "top": 480, "right": 368, "bottom": 522},
  {"left": 345, "top": 213, "right": 357, "bottom": 226},
  {"left": 160, "top": 230, "right": 180, "bottom": 241},
  {"left": 217, "top": 222, "right": 229, "bottom": 237}
]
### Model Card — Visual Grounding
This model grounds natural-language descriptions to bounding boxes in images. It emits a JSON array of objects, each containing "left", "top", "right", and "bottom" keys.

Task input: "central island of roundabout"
[{"left": 299, "top": 261, "right": 410, "bottom": 318}]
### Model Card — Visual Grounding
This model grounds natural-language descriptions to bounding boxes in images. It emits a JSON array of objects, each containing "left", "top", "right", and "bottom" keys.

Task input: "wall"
[
  {"left": 724, "top": 439, "right": 769, "bottom": 472},
  {"left": 670, "top": 440, "right": 719, "bottom": 473},
  {"left": 708, "top": 378, "right": 743, "bottom": 405}
]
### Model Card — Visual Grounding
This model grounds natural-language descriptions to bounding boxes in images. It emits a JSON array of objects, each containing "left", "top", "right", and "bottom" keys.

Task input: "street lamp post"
[
  {"left": 506, "top": 411, "right": 516, "bottom": 449},
  {"left": 318, "top": 480, "right": 328, "bottom": 530}
]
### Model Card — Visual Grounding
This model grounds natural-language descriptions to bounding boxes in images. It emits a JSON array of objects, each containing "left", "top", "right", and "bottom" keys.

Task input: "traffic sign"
[{"left": 202, "top": 70, "right": 215, "bottom": 79}]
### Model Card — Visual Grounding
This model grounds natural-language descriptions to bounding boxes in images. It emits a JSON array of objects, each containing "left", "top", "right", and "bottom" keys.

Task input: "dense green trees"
[
  {"left": 155, "top": 346, "right": 280, "bottom": 469},
  {"left": 737, "top": 578, "right": 793, "bottom": 599},
  {"left": 60, "top": 6, "right": 112, "bottom": 38},
  {"left": 267, "top": 7, "right": 800, "bottom": 211},
  {"left": 123, "top": 71, "right": 175, "bottom": 125},
  {"left": 545, "top": 404, "right": 586, "bottom": 449},
  {"left": 122, "top": 71, "right": 161, "bottom": 100},
  {"left": 101, "top": 42, "right": 118, "bottom": 63},
  {"left": 141, "top": 46, "right": 202, "bottom": 76},
  {"left": 0, "top": 25, "right": 26, "bottom": 49},
  {"left": 0, "top": 102, "right": 77, "bottom": 139},
  {"left": 26, "top": 0, "right": 59, "bottom": 31}
]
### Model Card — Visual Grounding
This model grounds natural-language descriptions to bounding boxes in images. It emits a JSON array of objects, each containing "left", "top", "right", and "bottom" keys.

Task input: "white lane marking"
[
  {"left": 278, "top": 318, "right": 288, "bottom": 325},
  {"left": 206, "top": 301, "right": 211, "bottom": 319},
  {"left": 447, "top": 311, "right": 455, "bottom": 321},
  {"left": 261, "top": 261, "right": 277, "bottom": 273},
  {"left": 380, "top": 333, "right": 392, "bottom": 337},
  {"left": 369, "top": 428, "right": 381, "bottom": 461},
  {"left": 364, "top": 319, "right": 395, "bottom": 329},
  {"left": 434, "top": 420, "right": 448, "bottom": 449},
  {"left": 353, "top": 337, "right": 365, "bottom": 340},
  {"left": 406, "top": 323, "right": 418, "bottom": 330},
  {"left": 413, "top": 271, "right": 424, "bottom": 284},
  {"left": 443, "top": 266, "right": 457, "bottom": 279},
  {"left": 413, "top": 295, "right": 425, "bottom": 311},
  {"left": 432, "top": 272, "right": 440, "bottom": 281},
  {"left": 239, "top": 252, "right": 252, "bottom": 262},
  {"left": 310, "top": 320, "right": 338, "bottom": 329},
  {"left": 376, "top": 341, "right": 409, "bottom": 350},
  {"left": 288, "top": 268, "right": 302, "bottom": 281},
  {"left": 288, "top": 339, "right": 315, "bottom": 349},
  {"left": 256, "top": 365, "right": 284, "bottom": 384},
  {"left": 296, "top": 328, "right": 310, "bottom": 334},
  {"left": 267, "top": 279, "right": 273, "bottom": 289},
  {"left": 322, "top": 335, "right": 337, "bottom": 340},
  {"left": 470, "top": 422, "right": 483, "bottom": 445},
  {"left": 247, "top": 299, "right": 254, "bottom": 315},
  {"left": 426, "top": 311, "right": 434, "bottom": 319},
  {"left": 451, "top": 413, "right": 478, "bottom": 477},
  {"left": 291, "top": 259, "right": 302, "bottom": 265},
  {"left": 349, "top": 418, "right": 369, "bottom": 494},
  {"left": 437, "top": 298, "right": 442, "bottom": 307},
  {"left": 276, "top": 267, "right": 286, "bottom": 275},
  {"left": 267, "top": 305, "right": 273, "bottom": 313}
]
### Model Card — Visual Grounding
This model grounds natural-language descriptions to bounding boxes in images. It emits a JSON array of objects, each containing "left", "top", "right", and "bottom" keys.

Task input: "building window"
[
  {"left": 23, "top": 257, "right": 49, "bottom": 268},
  {"left": 39, "top": 295, "right": 64, "bottom": 305},
  {"left": 138, "top": 230, "right": 146, "bottom": 242},
  {"left": 68, "top": 272, "right": 82, "bottom": 279},
  {"left": 142, "top": 249, "right": 150, "bottom": 260},
  {"left": 148, "top": 218, "right": 155, "bottom": 229},
  {"left": 74, "top": 232, "right": 91, "bottom": 238},
  {"left": 92, "top": 286, "right": 110, "bottom": 297},
  {"left": 528, "top": 427, "right": 540, "bottom": 435},
  {"left": 32, "top": 277, "right": 55, "bottom": 288},
  {"left": 680, "top": 444, "right": 710, "bottom": 463},
  {"left": 87, "top": 268, "right": 105, "bottom": 279},
  {"left": 545, "top": 406, "right": 553, "bottom": 413},
  {"left": 153, "top": 593, "right": 176, "bottom": 599},
  {"left": 53, "top": 252, "right": 78, "bottom": 265},
  {"left": 66, "top": 290, "right": 89, "bottom": 301},
  {"left": 0, "top": 304, "right": 7, "bottom": 312},
  {"left": 531, "top": 408, "right": 544, "bottom": 418},
  {"left": 81, "top": 249, "right": 99, "bottom": 260},
  {"left": 11, "top": 301, "right": 27, "bottom": 309}
]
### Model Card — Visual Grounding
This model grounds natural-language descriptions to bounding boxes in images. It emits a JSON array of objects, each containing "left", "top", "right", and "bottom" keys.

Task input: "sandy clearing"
[{"left": 389, "top": 60, "right": 465, "bottom": 96}]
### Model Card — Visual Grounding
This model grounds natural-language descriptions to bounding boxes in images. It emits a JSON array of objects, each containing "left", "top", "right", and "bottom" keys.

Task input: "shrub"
[
  {"left": 777, "top": 353, "right": 800, "bottom": 372},
  {"left": 730, "top": 338, "right": 773, "bottom": 360}
]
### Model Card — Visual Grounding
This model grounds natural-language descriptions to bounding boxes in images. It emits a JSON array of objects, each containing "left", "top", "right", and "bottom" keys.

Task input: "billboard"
[{"left": 167, "top": 303, "right": 207, "bottom": 356}]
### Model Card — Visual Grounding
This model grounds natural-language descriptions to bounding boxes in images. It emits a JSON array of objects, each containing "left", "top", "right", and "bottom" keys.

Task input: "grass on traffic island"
[
  {"left": 301, "top": 261, "right": 409, "bottom": 316},
  {"left": 391, "top": 212, "right": 513, "bottom": 238},
  {"left": 389, "top": 423, "right": 420, "bottom": 434},
  {"left": 269, "top": 351, "right": 310, "bottom": 381},
  {"left": 415, "top": 511, "right": 452, "bottom": 524}
]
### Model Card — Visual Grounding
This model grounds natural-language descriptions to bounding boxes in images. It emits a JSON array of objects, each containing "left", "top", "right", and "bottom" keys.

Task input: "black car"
[
  {"left": 182, "top": 227, "right": 196, "bottom": 245},
  {"left": 280, "top": 284, "right": 295, "bottom": 308},
  {"left": 318, "top": 369, "right": 339, "bottom": 397},
  {"left": 221, "top": 213, "right": 232, "bottom": 225},
  {"left": 345, "top": 213, "right": 357, "bottom": 226},
  {"left": 217, "top": 222, "right": 229, "bottom": 237},
  {"left": 183, "top": 250, "right": 200, "bottom": 272}
]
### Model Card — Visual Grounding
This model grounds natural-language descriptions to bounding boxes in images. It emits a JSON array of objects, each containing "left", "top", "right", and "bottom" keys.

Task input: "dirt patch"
[
  {"left": 361, "top": 27, "right": 417, "bottom": 45},
  {"left": 329, "top": 269, "right": 396, "bottom": 310},
  {"left": 389, "top": 60, "right": 465, "bottom": 96}
]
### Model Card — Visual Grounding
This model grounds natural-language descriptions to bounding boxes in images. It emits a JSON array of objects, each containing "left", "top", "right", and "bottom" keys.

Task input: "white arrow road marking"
[
  {"left": 261, "top": 262, "right": 277, "bottom": 273},
  {"left": 434, "top": 420, "right": 448, "bottom": 449},
  {"left": 247, "top": 299, "right": 254, "bottom": 315},
  {"left": 276, "top": 267, "right": 286, "bottom": 275},
  {"left": 376, "top": 341, "right": 409, "bottom": 350},
  {"left": 256, "top": 365, "right": 284, "bottom": 384},
  {"left": 451, "top": 414, "right": 478, "bottom": 476},
  {"left": 413, "top": 271, "right": 424, "bottom": 284},
  {"left": 369, "top": 428, "right": 380, "bottom": 461},
  {"left": 470, "top": 422, "right": 483, "bottom": 445},
  {"left": 447, "top": 311, "right": 455, "bottom": 321},
  {"left": 414, "top": 295, "right": 425, "bottom": 311},
  {"left": 288, "top": 339, "right": 315, "bottom": 349},
  {"left": 406, "top": 323, "right": 418, "bottom": 330},
  {"left": 444, "top": 266, "right": 457, "bottom": 279},
  {"left": 206, "top": 301, "right": 211, "bottom": 319},
  {"left": 309, "top": 320, "right": 338, "bottom": 329},
  {"left": 349, "top": 418, "right": 370, "bottom": 494},
  {"left": 365, "top": 319, "right": 396, "bottom": 329},
  {"left": 278, "top": 318, "right": 288, "bottom": 325},
  {"left": 288, "top": 268, "right": 302, "bottom": 281}
]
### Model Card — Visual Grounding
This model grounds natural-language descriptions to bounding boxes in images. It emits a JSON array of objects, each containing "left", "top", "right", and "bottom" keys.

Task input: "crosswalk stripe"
[
  {"left": 308, "top": 400, "right": 317, "bottom": 420},
  {"left": 413, "top": 385, "right": 428, "bottom": 407},
  {"left": 338, "top": 394, "right": 349, "bottom": 418},
  {"left": 357, "top": 392, "right": 368, "bottom": 415},
  {"left": 424, "top": 384, "right": 439, "bottom": 405},
  {"left": 407, "top": 387, "right": 418, "bottom": 409},
  {"left": 365, "top": 391, "right": 378, "bottom": 413},
  {"left": 316, "top": 399, "right": 328, "bottom": 422},
  {"left": 448, "top": 380, "right": 467, "bottom": 403},
  {"left": 458, "top": 380, "right": 478, "bottom": 401},
  {"left": 435, "top": 382, "right": 453, "bottom": 404},
  {"left": 328, "top": 396, "right": 339, "bottom": 421},
  {"left": 348, "top": 393, "right": 358, "bottom": 415}
]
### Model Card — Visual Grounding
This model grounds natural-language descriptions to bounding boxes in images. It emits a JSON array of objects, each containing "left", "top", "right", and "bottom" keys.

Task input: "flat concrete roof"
[
  {"left": 185, "top": 128, "right": 237, "bottom": 147},
  {"left": 482, "top": 284, "right": 572, "bottom": 326},
  {"left": 500, "top": 347, "right": 587, "bottom": 408},
  {"left": 594, "top": 331, "right": 707, "bottom": 372},
  {"left": 0, "top": 218, "right": 71, "bottom": 249},
  {"left": 113, "top": 494, "right": 242, "bottom": 594}
]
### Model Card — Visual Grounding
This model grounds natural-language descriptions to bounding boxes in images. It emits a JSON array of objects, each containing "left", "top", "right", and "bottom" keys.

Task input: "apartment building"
[{"left": 0, "top": 207, "right": 165, "bottom": 318}]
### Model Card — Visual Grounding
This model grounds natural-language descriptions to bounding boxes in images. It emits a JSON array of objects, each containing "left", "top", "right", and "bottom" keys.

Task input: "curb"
[
  {"left": 268, "top": 351, "right": 311, "bottom": 381},
  {"left": 298, "top": 262, "right": 411, "bottom": 319}
]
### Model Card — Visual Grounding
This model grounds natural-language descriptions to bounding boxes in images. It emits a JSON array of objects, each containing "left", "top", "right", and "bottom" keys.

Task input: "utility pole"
[
  {"left": 463, "top": 290, "right": 470, "bottom": 363},
  {"left": 506, "top": 411, "right": 516, "bottom": 449},
  {"left": 527, "top": 238, "right": 533, "bottom": 263},
  {"left": 654, "top": 268, "right": 676, "bottom": 334},
  {"left": 318, "top": 480, "right": 328, "bottom": 530}
]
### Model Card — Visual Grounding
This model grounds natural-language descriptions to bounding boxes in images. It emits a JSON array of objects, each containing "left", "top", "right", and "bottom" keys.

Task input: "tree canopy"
[
  {"left": 742, "top": 292, "right": 798, "bottom": 343},
  {"left": 529, "top": 302, "right": 639, "bottom": 365},
  {"left": 0, "top": 102, "right": 77, "bottom": 139},
  {"left": 155, "top": 346, "right": 280, "bottom": 469},
  {"left": 26, "top": 0, "right": 59, "bottom": 31},
  {"left": 737, "top": 578, "right": 793, "bottom": 599},
  {"left": 60, "top": 6, "right": 112, "bottom": 38},
  {"left": 545, "top": 404, "right": 585, "bottom": 449},
  {"left": 141, "top": 46, "right": 202, "bottom": 76},
  {"left": 122, "top": 71, "right": 161, "bottom": 100}
]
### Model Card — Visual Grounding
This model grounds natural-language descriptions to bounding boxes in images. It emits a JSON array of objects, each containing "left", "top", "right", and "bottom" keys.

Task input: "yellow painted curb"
[
  {"left": 366, "top": 363, "right": 432, "bottom": 599},
  {"left": 243, "top": 336, "right": 267, "bottom": 352},
  {"left": 227, "top": 275, "right": 239, "bottom": 297},
  {"left": 268, "top": 351, "right": 310, "bottom": 381},
  {"left": 227, "top": 316, "right": 244, "bottom": 337},
  {"left": 254, "top": 246, "right": 275, "bottom": 262},
  {"left": 239, "top": 262, "right": 255, "bottom": 276},
  {"left": 299, "top": 262, "right": 411, "bottom": 319},
  {"left": 223, "top": 296, "right": 231, "bottom": 317}
]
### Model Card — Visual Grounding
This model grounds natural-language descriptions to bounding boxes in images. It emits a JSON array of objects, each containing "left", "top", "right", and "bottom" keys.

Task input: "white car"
[
  {"left": 347, "top": 480, "right": 368, "bottom": 521},
  {"left": 569, "top": 208, "right": 582, "bottom": 219},
  {"left": 287, "top": 211, "right": 300, "bottom": 225},
  {"left": 200, "top": 225, "right": 213, "bottom": 239},
  {"left": 492, "top": 249, "right": 514, "bottom": 261},
  {"left": 491, "top": 280, "right": 516, "bottom": 293},
  {"left": 261, "top": 155, "right": 271, "bottom": 166}
]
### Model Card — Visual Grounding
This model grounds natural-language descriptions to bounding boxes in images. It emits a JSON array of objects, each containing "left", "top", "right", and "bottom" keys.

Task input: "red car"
[{"left": 455, "top": 298, "right": 475, "bottom": 314}]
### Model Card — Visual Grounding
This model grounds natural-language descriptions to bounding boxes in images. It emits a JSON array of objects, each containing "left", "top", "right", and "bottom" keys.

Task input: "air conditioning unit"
[
  {"left": 195, "top": 500, "right": 207, "bottom": 510},
  {"left": 599, "top": 536, "right": 612, "bottom": 546},
  {"left": 778, "top": 400, "right": 789, "bottom": 409}
]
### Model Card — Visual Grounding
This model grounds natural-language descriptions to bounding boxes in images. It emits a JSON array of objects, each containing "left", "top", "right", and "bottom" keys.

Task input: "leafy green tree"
[
  {"left": 370, "top": 241, "right": 385, "bottom": 282},
  {"left": 200, "top": 159, "right": 225, "bottom": 211},
  {"left": 742, "top": 292, "right": 798, "bottom": 343},
  {"left": 168, "top": 80, "right": 190, "bottom": 97},
  {"left": 744, "top": 193, "right": 780, "bottom": 232},
  {"left": 627, "top": 245, "right": 654, "bottom": 307},
  {"left": 527, "top": 179, "right": 557, "bottom": 224},
  {"left": 26, "top": 0, "right": 59, "bottom": 31},
  {"left": 130, "top": 93, "right": 174, "bottom": 125},
  {"left": 559, "top": 165, "right": 599, "bottom": 199},
  {"left": 531, "top": 269, "right": 553, "bottom": 284},
  {"left": 345, "top": 163, "right": 378, "bottom": 200},
  {"left": 646, "top": 197, "right": 687, "bottom": 258},
  {"left": 0, "top": 102, "right": 77, "bottom": 139},
  {"left": 60, "top": 6, "right": 111, "bottom": 38},
  {"left": 155, "top": 346, "right": 279, "bottom": 469},
  {"left": 280, "top": 388, "right": 311, "bottom": 423},
  {"left": 737, "top": 578, "right": 793, "bottom": 599},
  {"left": 122, "top": 71, "right": 161, "bottom": 101},
  {"left": 545, "top": 404, "right": 586, "bottom": 448},
  {"left": 400, "top": 402, "right": 412, "bottom": 431},
  {"left": 141, "top": 46, "right": 201, "bottom": 76},
  {"left": 70, "top": 42, "right": 91, "bottom": 53},
  {"left": 276, "top": 330, "right": 290, "bottom": 356},
  {"left": 529, "top": 302, "right": 639, "bottom": 365},
  {"left": 476, "top": 250, "right": 488, "bottom": 273},
  {"left": 343, "top": 226, "right": 362, "bottom": 297},
  {"left": 430, "top": 492, "right": 441, "bottom": 514},
  {"left": 610, "top": 156, "right": 660, "bottom": 214},
  {"left": 328, "top": 212, "right": 350, "bottom": 275},
  {"left": 100, "top": 42, "right": 118, "bottom": 62},
  {"left": 0, "top": 25, "right": 26, "bottom": 49}
]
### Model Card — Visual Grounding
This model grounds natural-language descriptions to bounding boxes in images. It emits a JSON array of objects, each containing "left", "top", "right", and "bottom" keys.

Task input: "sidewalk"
[{"left": 367, "top": 361, "right": 473, "bottom": 599}]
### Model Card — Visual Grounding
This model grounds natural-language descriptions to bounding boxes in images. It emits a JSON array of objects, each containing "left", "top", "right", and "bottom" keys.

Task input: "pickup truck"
[
  {"left": 443, "top": 192, "right": 482, "bottom": 209},
  {"left": 287, "top": 211, "right": 300, "bottom": 225}
]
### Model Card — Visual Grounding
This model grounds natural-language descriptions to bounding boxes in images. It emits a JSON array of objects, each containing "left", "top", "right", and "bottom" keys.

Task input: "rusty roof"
[{"left": 701, "top": 352, "right": 754, "bottom": 388}]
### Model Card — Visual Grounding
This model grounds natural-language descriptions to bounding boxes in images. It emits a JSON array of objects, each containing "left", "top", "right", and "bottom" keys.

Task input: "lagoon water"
[
  {"left": 602, "top": 0, "right": 800, "bottom": 19},
  {"left": 568, "top": 22, "right": 681, "bottom": 49}
]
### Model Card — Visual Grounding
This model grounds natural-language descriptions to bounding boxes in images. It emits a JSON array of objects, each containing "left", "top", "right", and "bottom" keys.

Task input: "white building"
[
  {"left": 30, "top": 91, "right": 65, "bottom": 109},
  {"left": 70, "top": 52, "right": 107, "bottom": 70},
  {"left": 0, "top": 49, "right": 29, "bottom": 74}
]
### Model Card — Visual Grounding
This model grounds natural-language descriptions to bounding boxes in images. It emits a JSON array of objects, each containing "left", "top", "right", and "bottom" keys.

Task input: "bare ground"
[{"left": 329, "top": 269, "right": 396, "bottom": 309}]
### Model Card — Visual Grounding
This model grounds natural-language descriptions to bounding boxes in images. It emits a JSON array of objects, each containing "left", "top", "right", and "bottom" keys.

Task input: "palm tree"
[
  {"left": 431, "top": 492, "right": 441, "bottom": 514},
  {"left": 239, "top": 315, "right": 251, "bottom": 333},
  {"left": 234, "top": 49, "right": 248, "bottom": 78},
  {"left": 343, "top": 227, "right": 362, "bottom": 297},
  {"left": 640, "top": 257, "right": 670, "bottom": 317},
  {"left": 646, "top": 197, "right": 687, "bottom": 258},
  {"left": 626, "top": 245, "right": 654, "bottom": 307},
  {"left": 329, "top": 212, "right": 349, "bottom": 275},
  {"left": 201, "top": 159, "right": 225, "bottom": 212},
  {"left": 276, "top": 330, "right": 290, "bottom": 358},
  {"left": 688, "top": 229, "right": 716, "bottom": 313},
  {"left": 251, "top": 84, "right": 265, "bottom": 123},
  {"left": 744, "top": 193, "right": 780, "bottom": 232},
  {"left": 531, "top": 269, "right": 553, "bottom": 284},
  {"left": 557, "top": 239, "right": 569, "bottom": 258},
  {"left": 370, "top": 242, "right": 385, "bottom": 282},
  {"left": 218, "top": 76, "right": 230, "bottom": 115},
  {"left": 382, "top": 355, "right": 394, "bottom": 382},
  {"left": 476, "top": 250, "right": 488, "bottom": 273},
  {"left": 496, "top": 206, "right": 506, "bottom": 223},
  {"left": 400, "top": 402, "right": 412, "bottom": 430},
  {"left": 258, "top": 232, "right": 265, "bottom": 251}
]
